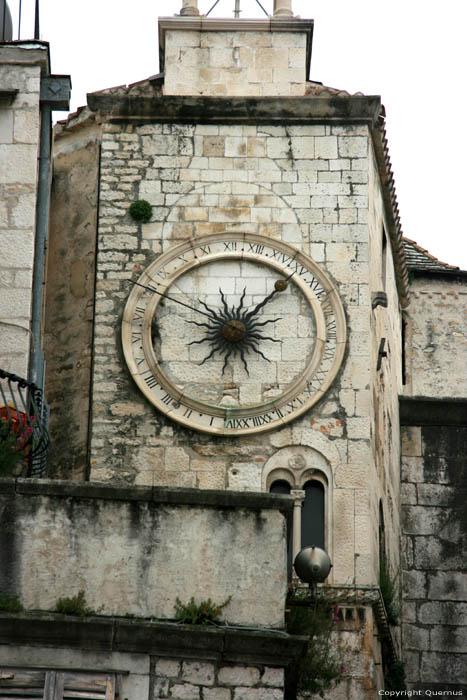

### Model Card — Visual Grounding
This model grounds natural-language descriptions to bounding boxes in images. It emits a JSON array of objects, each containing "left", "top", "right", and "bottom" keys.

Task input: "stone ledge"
[
  {"left": 0, "top": 478, "right": 294, "bottom": 513},
  {"left": 86, "top": 94, "right": 382, "bottom": 126},
  {"left": 400, "top": 397, "right": 467, "bottom": 426},
  {"left": 0, "top": 613, "right": 307, "bottom": 667},
  {"left": 0, "top": 42, "right": 50, "bottom": 72}
]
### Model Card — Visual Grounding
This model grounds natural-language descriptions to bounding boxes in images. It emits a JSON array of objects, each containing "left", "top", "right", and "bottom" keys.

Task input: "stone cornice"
[
  {"left": 158, "top": 16, "right": 314, "bottom": 79},
  {"left": 86, "top": 94, "right": 382, "bottom": 126},
  {"left": 399, "top": 397, "right": 467, "bottom": 426},
  {"left": 0, "top": 613, "right": 307, "bottom": 667},
  {"left": 0, "top": 41, "right": 50, "bottom": 74},
  {"left": 0, "top": 477, "right": 294, "bottom": 514}
]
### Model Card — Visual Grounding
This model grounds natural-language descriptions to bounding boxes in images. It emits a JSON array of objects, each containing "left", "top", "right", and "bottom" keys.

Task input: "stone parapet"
[
  {"left": 0, "top": 612, "right": 305, "bottom": 664},
  {"left": 0, "top": 478, "right": 291, "bottom": 628},
  {"left": 0, "top": 612, "right": 305, "bottom": 699}
]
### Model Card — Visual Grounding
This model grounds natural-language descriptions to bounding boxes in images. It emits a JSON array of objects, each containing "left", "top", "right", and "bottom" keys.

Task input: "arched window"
[
  {"left": 301, "top": 480, "right": 325, "bottom": 550},
  {"left": 269, "top": 476, "right": 327, "bottom": 579},
  {"left": 270, "top": 479, "right": 293, "bottom": 576},
  {"left": 269, "top": 479, "right": 291, "bottom": 496},
  {"left": 263, "top": 447, "right": 333, "bottom": 579}
]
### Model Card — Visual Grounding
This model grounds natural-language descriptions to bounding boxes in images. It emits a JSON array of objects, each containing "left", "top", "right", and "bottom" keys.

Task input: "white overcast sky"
[{"left": 9, "top": 0, "right": 467, "bottom": 269}]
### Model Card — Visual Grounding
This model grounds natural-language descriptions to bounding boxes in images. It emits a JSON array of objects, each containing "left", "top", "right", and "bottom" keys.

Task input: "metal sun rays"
[{"left": 185, "top": 286, "right": 281, "bottom": 374}]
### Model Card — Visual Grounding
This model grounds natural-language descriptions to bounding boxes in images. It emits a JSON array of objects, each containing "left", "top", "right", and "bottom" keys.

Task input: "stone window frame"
[{"left": 265, "top": 465, "right": 331, "bottom": 575}]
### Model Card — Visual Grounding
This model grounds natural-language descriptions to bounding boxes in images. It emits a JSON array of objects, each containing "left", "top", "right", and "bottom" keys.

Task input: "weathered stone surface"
[
  {"left": 428, "top": 572, "right": 467, "bottom": 601},
  {"left": 402, "top": 570, "right": 427, "bottom": 599},
  {"left": 403, "top": 623, "right": 429, "bottom": 650},
  {"left": 218, "top": 666, "right": 260, "bottom": 686},
  {"left": 181, "top": 661, "right": 215, "bottom": 686},
  {"left": 406, "top": 277, "right": 467, "bottom": 398},
  {"left": 420, "top": 651, "right": 467, "bottom": 685},
  {"left": 44, "top": 132, "right": 100, "bottom": 480},
  {"left": 418, "top": 601, "right": 467, "bottom": 626},
  {"left": 0, "top": 483, "right": 288, "bottom": 627},
  {"left": 156, "top": 658, "right": 181, "bottom": 678}
]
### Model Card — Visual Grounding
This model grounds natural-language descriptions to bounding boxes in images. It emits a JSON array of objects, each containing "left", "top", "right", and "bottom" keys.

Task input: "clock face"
[{"left": 122, "top": 233, "right": 346, "bottom": 435}]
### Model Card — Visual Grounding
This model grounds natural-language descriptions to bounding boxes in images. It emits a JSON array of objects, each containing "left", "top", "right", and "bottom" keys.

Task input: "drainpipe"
[
  {"left": 29, "top": 73, "right": 71, "bottom": 388},
  {"left": 29, "top": 101, "right": 51, "bottom": 389}
]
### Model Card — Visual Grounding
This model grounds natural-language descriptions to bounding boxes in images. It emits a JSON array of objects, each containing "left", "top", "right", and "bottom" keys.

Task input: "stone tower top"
[{"left": 160, "top": 4, "right": 313, "bottom": 97}]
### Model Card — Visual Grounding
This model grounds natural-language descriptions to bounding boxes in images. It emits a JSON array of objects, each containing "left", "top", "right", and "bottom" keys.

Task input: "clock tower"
[{"left": 44, "top": 1, "right": 409, "bottom": 695}]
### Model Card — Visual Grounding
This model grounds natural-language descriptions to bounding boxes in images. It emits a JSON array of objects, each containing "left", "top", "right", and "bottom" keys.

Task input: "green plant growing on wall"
[
  {"left": 0, "top": 588, "right": 23, "bottom": 613},
  {"left": 174, "top": 595, "right": 232, "bottom": 625},
  {"left": 55, "top": 590, "right": 94, "bottom": 617},
  {"left": 129, "top": 199, "right": 152, "bottom": 223},
  {"left": 379, "top": 561, "right": 400, "bottom": 626},
  {"left": 286, "top": 594, "right": 345, "bottom": 698}
]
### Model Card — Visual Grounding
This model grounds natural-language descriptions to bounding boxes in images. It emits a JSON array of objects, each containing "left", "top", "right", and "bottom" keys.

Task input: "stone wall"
[
  {"left": 0, "top": 614, "right": 303, "bottom": 699},
  {"left": 0, "top": 479, "right": 291, "bottom": 628},
  {"left": 367, "top": 143, "right": 403, "bottom": 584},
  {"left": 0, "top": 44, "right": 46, "bottom": 378},
  {"left": 404, "top": 274, "right": 467, "bottom": 399},
  {"left": 400, "top": 401, "right": 467, "bottom": 691},
  {"left": 83, "top": 110, "right": 381, "bottom": 590},
  {"left": 44, "top": 113, "right": 101, "bottom": 479},
  {"left": 162, "top": 19, "right": 310, "bottom": 97}
]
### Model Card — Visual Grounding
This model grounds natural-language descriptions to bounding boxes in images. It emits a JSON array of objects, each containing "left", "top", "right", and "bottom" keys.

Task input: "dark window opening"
[
  {"left": 382, "top": 227, "right": 387, "bottom": 291},
  {"left": 301, "top": 480, "right": 325, "bottom": 550},
  {"left": 270, "top": 479, "right": 293, "bottom": 577},
  {"left": 401, "top": 316, "right": 407, "bottom": 385},
  {"left": 379, "top": 500, "right": 386, "bottom": 568}
]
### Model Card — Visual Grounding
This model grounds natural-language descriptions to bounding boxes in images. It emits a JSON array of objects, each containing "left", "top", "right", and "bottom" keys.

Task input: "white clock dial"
[{"left": 122, "top": 233, "right": 346, "bottom": 435}]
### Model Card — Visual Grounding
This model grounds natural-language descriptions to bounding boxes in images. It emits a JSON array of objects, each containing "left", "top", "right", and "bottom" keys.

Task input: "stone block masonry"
[
  {"left": 0, "top": 611, "right": 304, "bottom": 699},
  {"left": 92, "top": 119, "right": 371, "bottom": 487},
  {"left": 83, "top": 98, "right": 398, "bottom": 592},
  {"left": 400, "top": 402, "right": 467, "bottom": 691},
  {"left": 152, "top": 659, "right": 284, "bottom": 699},
  {"left": 405, "top": 276, "right": 467, "bottom": 398},
  {"left": 160, "top": 18, "right": 314, "bottom": 98},
  {"left": 0, "top": 48, "right": 44, "bottom": 378}
]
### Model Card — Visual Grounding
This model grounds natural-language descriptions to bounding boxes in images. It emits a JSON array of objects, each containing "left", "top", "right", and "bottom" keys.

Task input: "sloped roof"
[{"left": 403, "top": 238, "right": 459, "bottom": 272}]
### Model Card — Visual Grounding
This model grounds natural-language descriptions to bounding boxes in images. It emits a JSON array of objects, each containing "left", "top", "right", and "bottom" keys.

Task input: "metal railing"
[
  {"left": 1, "top": 0, "right": 39, "bottom": 42},
  {"left": 0, "top": 368, "right": 49, "bottom": 477},
  {"left": 205, "top": 0, "right": 269, "bottom": 18}
]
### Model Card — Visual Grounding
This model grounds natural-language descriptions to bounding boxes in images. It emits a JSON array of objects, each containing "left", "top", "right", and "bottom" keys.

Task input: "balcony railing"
[{"left": 0, "top": 368, "right": 49, "bottom": 477}]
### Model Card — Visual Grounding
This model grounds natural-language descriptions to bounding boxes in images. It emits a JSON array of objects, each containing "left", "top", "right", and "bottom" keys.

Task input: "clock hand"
[
  {"left": 131, "top": 280, "right": 215, "bottom": 321},
  {"left": 244, "top": 271, "right": 294, "bottom": 320},
  {"left": 131, "top": 280, "right": 247, "bottom": 337}
]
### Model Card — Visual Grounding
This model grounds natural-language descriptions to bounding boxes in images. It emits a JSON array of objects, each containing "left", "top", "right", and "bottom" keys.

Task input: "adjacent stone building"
[
  {"left": 400, "top": 240, "right": 467, "bottom": 691},
  {"left": 1, "top": 1, "right": 466, "bottom": 697}
]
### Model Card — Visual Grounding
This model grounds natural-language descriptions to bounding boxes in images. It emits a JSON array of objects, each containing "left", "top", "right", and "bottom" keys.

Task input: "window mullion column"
[{"left": 290, "top": 489, "right": 305, "bottom": 564}]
